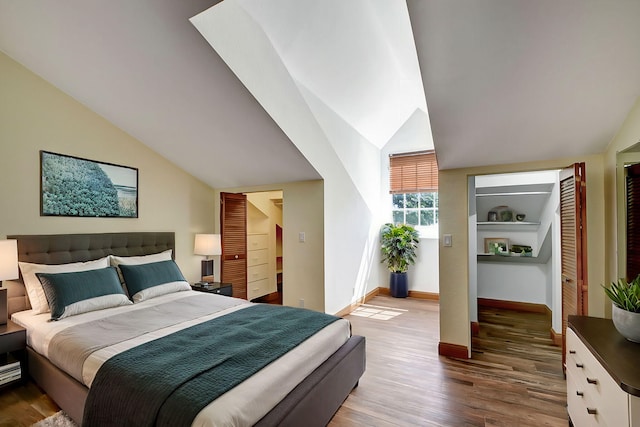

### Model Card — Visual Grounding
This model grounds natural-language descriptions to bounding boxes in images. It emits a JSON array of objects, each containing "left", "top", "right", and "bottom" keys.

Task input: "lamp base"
[
  {"left": 0, "top": 287, "right": 7, "bottom": 325},
  {"left": 201, "top": 259, "right": 214, "bottom": 283}
]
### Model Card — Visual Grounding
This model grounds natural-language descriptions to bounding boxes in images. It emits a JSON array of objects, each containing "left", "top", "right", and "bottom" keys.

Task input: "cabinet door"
[
  {"left": 221, "top": 192, "right": 247, "bottom": 300},
  {"left": 560, "top": 163, "right": 588, "bottom": 368}
]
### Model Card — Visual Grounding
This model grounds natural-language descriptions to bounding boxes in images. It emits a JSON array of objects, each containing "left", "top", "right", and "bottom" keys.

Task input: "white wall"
[
  {"left": 194, "top": 2, "right": 391, "bottom": 314},
  {"left": 477, "top": 263, "right": 548, "bottom": 304}
]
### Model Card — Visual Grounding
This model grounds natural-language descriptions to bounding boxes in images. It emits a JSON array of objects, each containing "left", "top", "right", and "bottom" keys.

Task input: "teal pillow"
[
  {"left": 37, "top": 267, "right": 127, "bottom": 320},
  {"left": 119, "top": 260, "right": 186, "bottom": 298}
]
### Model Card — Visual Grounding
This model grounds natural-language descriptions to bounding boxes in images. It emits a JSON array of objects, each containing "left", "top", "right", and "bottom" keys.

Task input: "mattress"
[{"left": 12, "top": 290, "right": 351, "bottom": 426}]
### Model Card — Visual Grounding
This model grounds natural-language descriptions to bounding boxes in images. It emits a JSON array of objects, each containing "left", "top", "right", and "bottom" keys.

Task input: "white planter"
[{"left": 612, "top": 304, "right": 640, "bottom": 343}]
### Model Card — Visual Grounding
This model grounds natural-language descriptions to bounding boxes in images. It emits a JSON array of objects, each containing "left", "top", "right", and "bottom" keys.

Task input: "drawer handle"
[
  {"left": 235, "top": 255, "right": 239, "bottom": 259},
  {"left": 576, "top": 391, "right": 584, "bottom": 397},
  {"left": 575, "top": 363, "right": 584, "bottom": 368},
  {"left": 569, "top": 350, "right": 576, "bottom": 354},
  {"left": 587, "top": 378, "right": 598, "bottom": 385},
  {"left": 587, "top": 408, "right": 597, "bottom": 415}
]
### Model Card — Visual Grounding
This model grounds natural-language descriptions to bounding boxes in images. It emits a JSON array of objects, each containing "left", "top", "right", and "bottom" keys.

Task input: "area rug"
[{"left": 32, "top": 411, "right": 77, "bottom": 427}]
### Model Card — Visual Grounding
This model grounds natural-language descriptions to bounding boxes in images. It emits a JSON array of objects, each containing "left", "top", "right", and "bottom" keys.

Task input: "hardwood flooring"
[
  {"left": 0, "top": 296, "right": 567, "bottom": 426},
  {"left": 329, "top": 296, "right": 567, "bottom": 427}
]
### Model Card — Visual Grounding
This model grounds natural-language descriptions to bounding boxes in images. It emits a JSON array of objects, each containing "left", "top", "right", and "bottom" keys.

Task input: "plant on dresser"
[{"left": 603, "top": 275, "right": 640, "bottom": 342}]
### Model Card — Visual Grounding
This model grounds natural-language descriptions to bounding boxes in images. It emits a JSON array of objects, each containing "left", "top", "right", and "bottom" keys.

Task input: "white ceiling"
[{"left": 1, "top": 0, "right": 639, "bottom": 188}]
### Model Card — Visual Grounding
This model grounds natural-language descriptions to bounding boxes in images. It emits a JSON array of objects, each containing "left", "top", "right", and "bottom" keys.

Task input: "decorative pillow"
[
  {"left": 36, "top": 267, "right": 131, "bottom": 321},
  {"left": 109, "top": 249, "right": 173, "bottom": 282},
  {"left": 119, "top": 260, "right": 188, "bottom": 301},
  {"left": 130, "top": 281, "right": 191, "bottom": 303},
  {"left": 19, "top": 256, "right": 110, "bottom": 314}
]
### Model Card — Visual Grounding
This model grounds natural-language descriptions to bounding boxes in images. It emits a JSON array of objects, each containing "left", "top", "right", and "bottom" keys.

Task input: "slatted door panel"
[
  {"left": 220, "top": 192, "right": 247, "bottom": 300},
  {"left": 626, "top": 163, "right": 640, "bottom": 281},
  {"left": 560, "top": 162, "right": 588, "bottom": 368}
]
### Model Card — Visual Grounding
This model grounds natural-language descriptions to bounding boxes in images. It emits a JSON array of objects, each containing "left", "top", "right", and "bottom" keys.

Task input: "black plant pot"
[{"left": 389, "top": 272, "right": 408, "bottom": 298}]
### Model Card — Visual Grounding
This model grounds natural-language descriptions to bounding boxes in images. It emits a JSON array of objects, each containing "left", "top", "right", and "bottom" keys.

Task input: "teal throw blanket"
[{"left": 83, "top": 304, "right": 340, "bottom": 427}]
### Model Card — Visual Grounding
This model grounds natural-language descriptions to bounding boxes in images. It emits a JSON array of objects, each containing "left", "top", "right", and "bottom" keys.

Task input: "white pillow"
[
  {"left": 58, "top": 294, "right": 132, "bottom": 320},
  {"left": 131, "top": 281, "right": 191, "bottom": 303},
  {"left": 109, "top": 249, "right": 173, "bottom": 282},
  {"left": 18, "top": 256, "right": 110, "bottom": 314}
]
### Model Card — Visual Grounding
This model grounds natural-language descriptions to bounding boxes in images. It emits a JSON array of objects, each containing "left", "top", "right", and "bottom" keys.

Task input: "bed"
[{"left": 5, "top": 232, "right": 365, "bottom": 426}]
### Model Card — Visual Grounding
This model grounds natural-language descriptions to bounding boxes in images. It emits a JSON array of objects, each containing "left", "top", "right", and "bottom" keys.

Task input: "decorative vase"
[
  {"left": 390, "top": 272, "right": 408, "bottom": 298},
  {"left": 612, "top": 304, "right": 640, "bottom": 343}
]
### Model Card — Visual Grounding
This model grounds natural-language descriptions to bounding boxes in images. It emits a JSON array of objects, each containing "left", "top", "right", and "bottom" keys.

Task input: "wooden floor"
[
  {"left": 329, "top": 296, "right": 567, "bottom": 427},
  {"left": 0, "top": 296, "right": 567, "bottom": 426}
]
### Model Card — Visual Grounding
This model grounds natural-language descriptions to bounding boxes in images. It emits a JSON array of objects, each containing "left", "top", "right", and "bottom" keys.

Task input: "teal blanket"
[{"left": 82, "top": 304, "right": 340, "bottom": 427}]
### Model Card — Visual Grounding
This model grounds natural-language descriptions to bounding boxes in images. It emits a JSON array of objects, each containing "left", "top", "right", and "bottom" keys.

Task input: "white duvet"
[{"left": 12, "top": 290, "right": 351, "bottom": 427}]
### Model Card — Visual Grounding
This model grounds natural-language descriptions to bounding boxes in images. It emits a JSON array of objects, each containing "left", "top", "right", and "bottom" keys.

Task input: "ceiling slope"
[
  {"left": 407, "top": 0, "right": 640, "bottom": 170},
  {"left": 0, "top": 0, "right": 320, "bottom": 188}
]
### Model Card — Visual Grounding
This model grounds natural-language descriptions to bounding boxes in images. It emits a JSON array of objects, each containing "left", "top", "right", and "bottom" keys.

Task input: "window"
[
  {"left": 392, "top": 192, "right": 438, "bottom": 227},
  {"left": 389, "top": 151, "right": 438, "bottom": 235}
]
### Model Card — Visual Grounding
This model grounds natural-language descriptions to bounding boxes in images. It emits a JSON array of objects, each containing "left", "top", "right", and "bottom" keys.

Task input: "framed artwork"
[
  {"left": 40, "top": 151, "right": 138, "bottom": 218},
  {"left": 484, "top": 237, "right": 509, "bottom": 254}
]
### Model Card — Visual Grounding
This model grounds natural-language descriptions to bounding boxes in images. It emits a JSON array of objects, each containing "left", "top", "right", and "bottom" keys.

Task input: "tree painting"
[{"left": 41, "top": 151, "right": 137, "bottom": 217}]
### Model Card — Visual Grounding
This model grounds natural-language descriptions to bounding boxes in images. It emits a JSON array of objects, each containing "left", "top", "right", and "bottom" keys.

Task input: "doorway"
[{"left": 220, "top": 190, "right": 283, "bottom": 304}]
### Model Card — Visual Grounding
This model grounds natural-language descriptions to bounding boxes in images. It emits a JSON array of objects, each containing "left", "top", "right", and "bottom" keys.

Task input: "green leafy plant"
[
  {"left": 603, "top": 275, "right": 640, "bottom": 313},
  {"left": 380, "top": 223, "right": 420, "bottom": 273}
]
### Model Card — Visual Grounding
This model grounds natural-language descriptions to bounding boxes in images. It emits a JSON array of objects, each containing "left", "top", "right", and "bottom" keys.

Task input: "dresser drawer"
[
  {"left": 247, "top": 249, "right": 268, "bottom": 267},
  {"left": 248, "top": 263, "right": 268, "bottom": 282},
  {"left": 248, "top": 234, "right": 268, "bottom": 250},
  {"left": 567, "top": 328, "right": 630, "bottom": 426},
  {"left": 247, "top": 278, "right": 269, "bottom": 300},
  {"left": 567, "top": 372, "right": 599, "bottom": 427}
]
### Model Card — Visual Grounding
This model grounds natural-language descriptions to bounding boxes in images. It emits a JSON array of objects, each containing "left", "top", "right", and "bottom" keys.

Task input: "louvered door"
[
  {"left": 560, "top": 163, "right": 588, "bottom": 368},
  {"left": 220, "top": 192, "right": 247, "bottom": 300},
  {"left": 626, "top": 163, "right": 640, "bottom": 281}
]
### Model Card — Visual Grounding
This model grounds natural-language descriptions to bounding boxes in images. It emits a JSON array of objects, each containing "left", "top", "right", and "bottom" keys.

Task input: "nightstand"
[
  {"left": 191, "top": 282, "right": 233, "bottom": 297},
  {"left": 0, "top": 320, "right": 26, "bottom": 389}
]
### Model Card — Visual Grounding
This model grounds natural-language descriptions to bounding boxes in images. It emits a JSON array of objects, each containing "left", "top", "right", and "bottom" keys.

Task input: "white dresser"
[
  {"left": 247, "top": 233, "right": 270, "bottom": 300},
  {"left": 567, "top": 316, "right": 640, "bottom": 426}
]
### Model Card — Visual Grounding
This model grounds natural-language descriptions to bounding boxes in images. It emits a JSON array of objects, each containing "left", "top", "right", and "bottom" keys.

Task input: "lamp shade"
[
  {"left": 0, "top": 240, "right": 18, "bottom": 281},
  {"left": 194, "top": 234, "right": 222, "bottom": 256}
]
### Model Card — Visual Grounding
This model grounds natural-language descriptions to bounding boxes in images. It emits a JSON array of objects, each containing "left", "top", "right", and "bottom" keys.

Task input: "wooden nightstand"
[
  {"left": 0, "top": 320, "right": 26, "bottom": 389},
  {"left": 191, "top": 282, "right": 233, "bottom": 297}
]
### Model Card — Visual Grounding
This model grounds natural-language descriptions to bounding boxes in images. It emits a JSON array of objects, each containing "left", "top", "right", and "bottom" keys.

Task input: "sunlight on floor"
[{"left": 350, "top": 303, "right": 407, "bottom": 320}]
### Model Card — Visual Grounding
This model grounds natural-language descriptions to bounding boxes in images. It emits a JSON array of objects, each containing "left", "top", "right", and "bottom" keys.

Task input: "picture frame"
[
  {"left": 484, "top": 237, "right": 509, "bottom": 254},
  {"left": 40, "top": 150, "right": 138, "bottom": 218}
]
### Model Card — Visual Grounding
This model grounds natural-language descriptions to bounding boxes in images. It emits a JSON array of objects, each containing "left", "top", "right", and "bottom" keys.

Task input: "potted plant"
[
  {"left": 603, "top": 275, "right": 640, "bottom": 342},
  {"left": 380, "top": 223, "right": 420, "bottom": 298}
]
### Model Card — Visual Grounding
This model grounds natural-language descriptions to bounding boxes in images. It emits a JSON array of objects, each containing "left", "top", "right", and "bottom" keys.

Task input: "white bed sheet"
[{"left": 12, "top": 291, "right": 351, "bottom": 427}]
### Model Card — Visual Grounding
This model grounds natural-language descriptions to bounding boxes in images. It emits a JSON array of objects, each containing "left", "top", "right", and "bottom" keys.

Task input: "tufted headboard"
[{"left": 4, "top": 232, "right": 175, "bottom": 316}]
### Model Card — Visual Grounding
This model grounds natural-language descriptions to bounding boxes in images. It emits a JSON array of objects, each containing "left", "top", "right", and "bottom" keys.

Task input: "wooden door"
[
  {"left": 560, "top": 162, "right": 588, "bottom": 367},
  {"left": 625, "top": 163, "right": 640, "bottom": 281},
  {"left": 220, "top": 192, "right": 247, "bottom": 300}
]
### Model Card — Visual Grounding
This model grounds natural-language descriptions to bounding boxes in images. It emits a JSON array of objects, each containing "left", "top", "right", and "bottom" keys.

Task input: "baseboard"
[
  {"left": 471, "top": 321, "right": 480, "bottom": 337},
  {"left": 377, "top": 288, "right": 439, "bottom": 301},
  {"left": 550, "top": 327, "right": 562, "bottom": 346},
  {"left": 478, "top": 297, "right": 550, "bottom": 316},
  {"left": 408, "top": 290, "right": 439, "bottom": 301},
  {"left": 334, "top": 287, "right": 381, "bottom": 317},
  {"left": 438, "top": 342, "right": 469, "bottom": 359}
]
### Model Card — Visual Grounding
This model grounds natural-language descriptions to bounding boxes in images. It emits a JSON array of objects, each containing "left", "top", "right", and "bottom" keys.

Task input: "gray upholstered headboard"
[{"left": 4, "top": 232, "right": 175, "bottom": 316}]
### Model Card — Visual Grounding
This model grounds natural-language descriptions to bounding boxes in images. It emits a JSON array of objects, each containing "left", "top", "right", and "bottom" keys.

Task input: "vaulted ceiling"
[{"left": 1, "top": 0, "right": 639, "bottom": 188}]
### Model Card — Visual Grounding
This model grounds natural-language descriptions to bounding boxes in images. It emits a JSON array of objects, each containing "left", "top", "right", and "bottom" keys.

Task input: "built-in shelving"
[
  {"left": 476, "top": 191, "right": 551, "bottom": 197},
  {"left": 477, "top": 254, "right": 544, "bottom": 264}
]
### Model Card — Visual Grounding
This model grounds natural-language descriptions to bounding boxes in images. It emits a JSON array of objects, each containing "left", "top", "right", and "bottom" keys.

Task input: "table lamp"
[
  {"left": 0, "top": 239, "right": 18, "bottom": 325},
  {"left": 194, "top": 234, "right": 221, "bottom": 283}
]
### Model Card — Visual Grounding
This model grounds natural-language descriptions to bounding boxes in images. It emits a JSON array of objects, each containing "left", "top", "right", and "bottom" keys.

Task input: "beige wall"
[
  {"left": 604, "top": 97, "right": 640, "bottom": 318},
  {"left": 0, "top": 52, "right": 216, "bottom": 281},
  {"left": 439, "top": 155, "right": 606, "bottom": 350},
  {"left": 215, "top": 180, "right": 325, "bottom": 312}
]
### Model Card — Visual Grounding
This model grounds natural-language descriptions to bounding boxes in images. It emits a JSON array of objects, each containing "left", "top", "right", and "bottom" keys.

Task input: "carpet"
[{"left": 32, "top": 411, "right": 77, "bottom": 427}]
